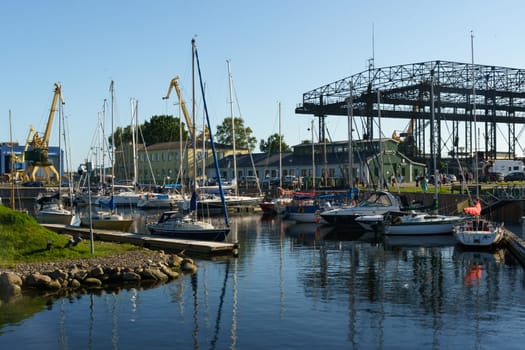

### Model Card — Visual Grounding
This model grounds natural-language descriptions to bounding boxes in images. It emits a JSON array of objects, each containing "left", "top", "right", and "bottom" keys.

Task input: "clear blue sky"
[{"left": 2, "top": 0, "right": 524, "bottom": 168}]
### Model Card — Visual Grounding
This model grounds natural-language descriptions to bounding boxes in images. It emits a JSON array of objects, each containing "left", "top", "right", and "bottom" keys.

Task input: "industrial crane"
[
  {"left": 23, "top": 83, "right": 64, "bottom": 182},
  {"left": 163, "top": 76, "right": 209, "bottom": 141},
  {"left": 9, "top": 126, "right": 35, "bottom": 182}
]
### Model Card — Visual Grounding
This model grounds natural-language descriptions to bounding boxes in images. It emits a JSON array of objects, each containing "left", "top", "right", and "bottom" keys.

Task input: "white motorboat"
[
  {"left": 320, "top": 191, "right": 402, "bottom": 227},
  {"left": 34, "top": 193, "right": 75, "bottom": 226},
  {"left": 355, "top": 214, "right": 386, "bottom": 232},
  {"left": 384, "top": 211, "right": 465, "bottom": 235},
  {"left": 137, "top": 192, "right": 183, "bottom": 209}
]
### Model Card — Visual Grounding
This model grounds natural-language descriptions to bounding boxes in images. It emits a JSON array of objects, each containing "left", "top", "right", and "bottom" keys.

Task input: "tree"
[
  {"left": 215, "top": 117, "right": 257, "bottom": 151},
  {"left": 260, "top": 133, "right": 292, "bottom": 153},
  {"left": 110, "top": 115, "right": 189, "bottom": 148}
]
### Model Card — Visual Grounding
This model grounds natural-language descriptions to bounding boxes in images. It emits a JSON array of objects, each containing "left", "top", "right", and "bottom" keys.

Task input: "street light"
[{"left": 78, "top": 161, "right": 94, "bottom": 255}]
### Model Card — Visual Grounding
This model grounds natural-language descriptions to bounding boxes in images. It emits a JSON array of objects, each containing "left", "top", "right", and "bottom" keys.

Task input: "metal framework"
[{"left": 296, "top": 60, "right": 525, "bottom": 162}]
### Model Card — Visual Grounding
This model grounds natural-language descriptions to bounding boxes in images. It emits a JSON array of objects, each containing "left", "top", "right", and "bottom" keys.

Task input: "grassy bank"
[{"left": 0, "top": 205, "right": 138, "bottom": 267}]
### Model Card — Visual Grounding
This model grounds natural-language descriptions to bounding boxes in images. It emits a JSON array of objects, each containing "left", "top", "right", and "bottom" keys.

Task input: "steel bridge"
[{"left": 295, "top": 60, "right": 525, "bottom": 164}]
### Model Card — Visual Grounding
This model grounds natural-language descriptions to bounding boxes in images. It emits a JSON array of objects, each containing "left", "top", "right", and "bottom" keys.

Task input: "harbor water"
[{"left": 2, "top": 213, "right": 525, "bottom": 349}]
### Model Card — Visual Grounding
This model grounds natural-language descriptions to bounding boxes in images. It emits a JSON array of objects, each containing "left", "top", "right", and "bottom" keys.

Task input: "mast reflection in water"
[{"left": 1, "top": 215, "right": 525, "bottom": 349}]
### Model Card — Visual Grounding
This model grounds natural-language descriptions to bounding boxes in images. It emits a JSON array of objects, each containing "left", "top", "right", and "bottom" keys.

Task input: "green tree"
[
  {"left": 110, "top": 115, "right": 188, "bottom": 147},
  {"left": 260, "top": 133, "right": 292, "bottom": 153},
  {"left": 215, "top": 117, "right": 257, "bottom": 151}
]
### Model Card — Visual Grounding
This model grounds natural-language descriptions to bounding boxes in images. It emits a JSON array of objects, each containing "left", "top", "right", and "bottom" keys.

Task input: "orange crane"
[
  {"left": 163, "top": 76, "right": 209, "bottom": 141},
  {"left": 23, "top": 83, "right": 64, "bottom": 182}
]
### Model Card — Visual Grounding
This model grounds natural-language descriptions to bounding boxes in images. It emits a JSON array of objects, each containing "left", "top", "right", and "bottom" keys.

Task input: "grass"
[{"left": 0, "top": 205, "right": 138, "bottom": 267}]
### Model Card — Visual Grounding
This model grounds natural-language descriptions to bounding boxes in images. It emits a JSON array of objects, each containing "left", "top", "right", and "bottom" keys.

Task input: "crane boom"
[
  {"left": 163, "top": 76, "right": 209, "bottom": 140},
  {"left": 42, "top": 83, "right": 64, "bottom": 148},
  {"left": 23, "top": 83, "right": 63, "bottom": 182}
]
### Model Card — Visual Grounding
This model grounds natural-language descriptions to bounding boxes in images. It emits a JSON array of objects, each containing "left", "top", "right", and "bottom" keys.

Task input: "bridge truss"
[{"left": 296, "top": 60, "right": 525, "bottom": 164}]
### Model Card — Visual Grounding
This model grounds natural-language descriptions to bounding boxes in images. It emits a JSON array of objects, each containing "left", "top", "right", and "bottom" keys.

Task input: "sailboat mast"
[
  {"left": 192, "top": 39, "right": 197, "bottom": 194},
  {"left": 102, "top": 99, "right": 107, "bottom": 184},
  {"left": 431, "top": 72, "right": 439, "bottom": 208},
  {"left": 311, "top": 119, "right": 315, "bottom": 190},
  {"left": 110, "top": 80, "right": 115, "bottom": 197},
  {"left": 471, "top": 31, "right": 479, "bottom": 199},
  {"left": 130, "top": 98, "right": 138, "bottom": 186},
  {"left": 9, "top": 110, "right": 15, "bottom": 210},
  {"left": 58, "top": 88, "right": 63, "bottom": 195},
  {"left": 377, "top": 90, "right": 383, "bottom": 189},
  {"left": 227, "top": 60, "right": 237, "bottom": 195},
  {"left": 346, "top": 83, "right": 354, "bottom": 187},
  {"left": 279, "top": 102, "right": 282, "bottom": 188}
]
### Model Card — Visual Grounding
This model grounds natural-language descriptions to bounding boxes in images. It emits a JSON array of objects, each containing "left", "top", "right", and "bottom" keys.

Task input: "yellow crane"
[
  {"left": 23, "top": 83, "right": 64, "bottom": 182},
  {"left": 163, "top": 76, "right": 209, "bottom": 141},
  {"left": 9, "top": 126, "right": 35, "bottom": 182}
]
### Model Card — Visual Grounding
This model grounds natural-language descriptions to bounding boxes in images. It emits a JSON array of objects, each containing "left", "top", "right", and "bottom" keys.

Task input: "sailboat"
[
  {"left": 33, "top": 84, "right": 75, "bottom": 226},
  {"left": 453, "top": 33, "right": 504, "bottom": 248},
  {"left": 80, "top": 81, "right": 133, "bottom": 232},
  {"left": 148, "top": 38, "right": 230, "bottom": 242}
]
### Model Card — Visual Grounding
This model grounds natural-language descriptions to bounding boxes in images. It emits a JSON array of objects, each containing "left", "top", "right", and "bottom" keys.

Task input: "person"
[
  {"left": 420, "top": 176, "right": 428, "bottom": 193},
  {"left": 351, "top": 185, "right": 359, "bottom": 205},
  {"left": 397, "top": 174, "right": 403, "bottom": 185}
]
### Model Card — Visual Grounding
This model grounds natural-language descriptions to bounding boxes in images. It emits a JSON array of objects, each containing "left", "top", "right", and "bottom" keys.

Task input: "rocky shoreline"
[{"left": 0, "top": 249, "right": 197, "bottom": 301}]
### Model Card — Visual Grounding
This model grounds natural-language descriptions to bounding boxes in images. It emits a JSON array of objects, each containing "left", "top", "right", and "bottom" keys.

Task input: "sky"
[{"left": 2, "top": 0, "right": 525, "bottom": 168}]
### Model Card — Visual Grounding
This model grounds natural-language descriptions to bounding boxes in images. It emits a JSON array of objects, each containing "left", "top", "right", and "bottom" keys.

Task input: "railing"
[{"left": 490, "top": 185, "right": 525, "bottom": 200}]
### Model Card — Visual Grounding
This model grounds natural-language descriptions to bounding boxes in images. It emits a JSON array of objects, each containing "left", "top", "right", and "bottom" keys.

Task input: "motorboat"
[
  {"left": 137, "top": 192, "right": 183, "bottom": 209},
  {"left": 320, "top": 191, "right": 402, "bottom": 227},
  {"left": 34, "top": 193, "right": 75, "bottom": 226},
  {"left": 384, "top": 211, "right": 465, "bottom": 235}
]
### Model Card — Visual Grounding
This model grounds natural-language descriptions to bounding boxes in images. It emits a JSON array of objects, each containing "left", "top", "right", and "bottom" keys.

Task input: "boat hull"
[
  {"left": 148, "top": 226, "right": 230, "bottom": 242},
  {"left": 453, "top": 219, "right": 504, "bottom": 247},
  {"left": 81, "top": 219, "right": 134, "bottom": 232},
  {"left": 35, "top": 212, "right": 75, "bottom": 225}
]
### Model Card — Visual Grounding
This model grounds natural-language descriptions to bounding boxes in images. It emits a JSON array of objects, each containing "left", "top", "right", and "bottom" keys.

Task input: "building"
[
  {"left": 114, "top": 141, "right": 249, "bottom": 185},
  {"left": 212, "top": 138, "right": 426, "bottom": 190},
  {"left": 0, "top": 142, "right": 63, "bottom": 183}
]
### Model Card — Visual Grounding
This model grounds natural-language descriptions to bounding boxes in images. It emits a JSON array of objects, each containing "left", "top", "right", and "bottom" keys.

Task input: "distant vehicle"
[
  {"left": 480, "top": 172, "right": 504, "bottom": 182},
  {"left": 22, "top": 181, "right": 44, "bottom": 187},
  {"left": 503, "top": 172, "right": 525, "bottom": 182},
  {"left": 488, "top": 160, "right": 525, "bottom": 177},
  {"left": 447, "top": 174, "right": 457, "bottom": 183}
]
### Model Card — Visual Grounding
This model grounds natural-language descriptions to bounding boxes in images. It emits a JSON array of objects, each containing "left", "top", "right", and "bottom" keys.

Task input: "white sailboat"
[
  {"left": 453, "top": 33, "right": 504, "bottom": 248},
  {"left": 148, "top": 38, "right": 230, "bottom": 241},
  {"left": 33, "top": 84, "right": 74, "bottom": 226},
  {"left": 80, "top": 81, "right": 133, "bottom": 232}
]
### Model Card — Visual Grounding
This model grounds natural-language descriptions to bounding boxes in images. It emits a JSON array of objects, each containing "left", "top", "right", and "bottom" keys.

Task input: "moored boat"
[
  {"left": 321, "top": 191, "right": 402, "bottom": 227},
  {"left": 384, "top": 211, "right": 465, "bottom": 235},
  {"left": 147, "top": 210, "right": 230, "bottom": 241},
  {"left": 453, "top": 217, "right": 504, "bottom": 248}
]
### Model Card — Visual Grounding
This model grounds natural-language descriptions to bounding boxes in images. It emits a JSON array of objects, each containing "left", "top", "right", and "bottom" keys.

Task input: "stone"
[
  {"left": 121, "top": 271, "right": 141, "bottom": 281},
  {"left": 140, "top": 268, "right": 169, "bottom": 281},
  {"left": 83, "top": 277, "right": 102, "bottom": 287},
  {"left": 161, "top": 266, "right": 179, "bottom": 279}
]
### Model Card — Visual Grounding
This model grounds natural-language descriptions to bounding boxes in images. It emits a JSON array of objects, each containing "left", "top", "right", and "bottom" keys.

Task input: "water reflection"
[{"left": 1, "top": 215, "right": 525, "bottom": 349}]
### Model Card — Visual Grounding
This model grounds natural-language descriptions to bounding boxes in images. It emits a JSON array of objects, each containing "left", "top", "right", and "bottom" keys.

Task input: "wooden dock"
[{"left": 42, "top": 224, "right": 239, "bottom": 257}]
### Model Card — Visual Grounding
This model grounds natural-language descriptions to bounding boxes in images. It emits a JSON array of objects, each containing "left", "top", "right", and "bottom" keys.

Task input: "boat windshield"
[{"left": 359, "top": 193, "right": 392, "bottom": 207}]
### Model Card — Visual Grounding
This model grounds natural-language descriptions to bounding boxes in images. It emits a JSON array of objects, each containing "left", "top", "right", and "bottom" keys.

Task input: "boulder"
[
  {"left": 140, "top": 268, "right": 169, "bottom": 281},
  {"left": 0, "top": 272, "right": 23, "bottom": 297}
]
